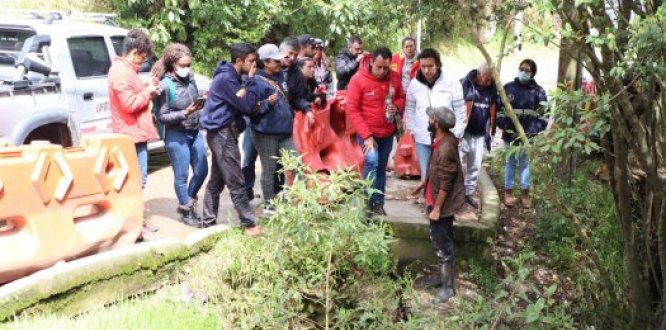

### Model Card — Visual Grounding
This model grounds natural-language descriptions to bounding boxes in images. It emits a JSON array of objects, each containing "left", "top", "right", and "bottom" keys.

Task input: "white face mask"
[{"left": 176, "top": 67, "right": 190, "bottom": 79}]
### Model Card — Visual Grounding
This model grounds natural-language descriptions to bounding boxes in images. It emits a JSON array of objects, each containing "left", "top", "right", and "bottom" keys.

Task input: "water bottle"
[{"left": 385, "top": 88, "right": 395, "bottom": 123}]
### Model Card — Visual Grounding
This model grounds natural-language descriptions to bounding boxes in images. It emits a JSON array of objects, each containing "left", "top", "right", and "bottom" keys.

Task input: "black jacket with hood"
[
  {"left": 283, "top": 63, "right": 312, "bottom": 113},
  {"left": 334, "top": 47, "right": 360, "bottom": 90}
]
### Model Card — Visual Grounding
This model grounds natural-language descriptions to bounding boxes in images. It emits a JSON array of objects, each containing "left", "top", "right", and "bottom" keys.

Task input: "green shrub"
[{"left": 203, "top": 153, "right": 417, "bottom": 328}]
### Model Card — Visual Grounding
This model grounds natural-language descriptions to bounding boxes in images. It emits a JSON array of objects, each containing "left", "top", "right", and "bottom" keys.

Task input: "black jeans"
[
  {"left": 202, "top": 126, "right": 256, "bottom": 228},
  {"left": 427, "top": 206, "right": 455, "bottom": 264}
]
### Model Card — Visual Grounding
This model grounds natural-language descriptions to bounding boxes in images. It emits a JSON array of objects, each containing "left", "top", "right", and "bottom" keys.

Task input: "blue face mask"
[{"left": 517, "top": 70, "right": 531, "bottom": 83}]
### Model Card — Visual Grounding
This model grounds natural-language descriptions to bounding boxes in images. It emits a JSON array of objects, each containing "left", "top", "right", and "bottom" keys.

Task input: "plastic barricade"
[
  {"left": 393, "top": 128, "right": 422, "bottom": 179},
  {"left": 293, "top": 91, "right": 364, "bottom": 174},
  {"left": 0, "top": 134, "right": 143, "bottom": 284}
]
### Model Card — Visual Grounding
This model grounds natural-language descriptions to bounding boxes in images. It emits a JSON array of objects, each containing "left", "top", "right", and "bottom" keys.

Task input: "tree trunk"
[{"left": 610, "top": 119, "right": 653, "bottom": 327}]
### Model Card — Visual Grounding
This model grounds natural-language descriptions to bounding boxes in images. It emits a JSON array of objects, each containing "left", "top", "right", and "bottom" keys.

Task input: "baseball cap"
[
  {"left": 314, "top": 38, "right": 324, "bottom": 48},
  {"left": 298, "top": 34, "right": 316, "bottom": 47},
  {"left": 257, "top": 44, "right": 285, "bottom": 61}
]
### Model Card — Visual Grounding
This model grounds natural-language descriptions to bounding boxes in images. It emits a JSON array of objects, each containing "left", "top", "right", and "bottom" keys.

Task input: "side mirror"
[{"left": 14, "top": 35, "right": 52, "bottom": 79}]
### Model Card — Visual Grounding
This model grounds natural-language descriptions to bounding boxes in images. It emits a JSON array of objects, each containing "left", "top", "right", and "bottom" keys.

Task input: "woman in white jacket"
[{"left": 405, "top": 48, "right": 466, "bottom": 183}]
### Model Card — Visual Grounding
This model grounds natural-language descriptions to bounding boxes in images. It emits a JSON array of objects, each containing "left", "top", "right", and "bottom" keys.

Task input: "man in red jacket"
[{"left": 346, "top": 47, "right": 405, "bottom": 216}]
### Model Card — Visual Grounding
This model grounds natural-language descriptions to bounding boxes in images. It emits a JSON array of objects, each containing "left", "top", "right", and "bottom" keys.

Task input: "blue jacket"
[
  {"left": 461, "top": 69, "right": 498, "bottom": 136},
  {"left": 199, "top": 61, "right": 258, "bottom": 131},
  {"left": 251, "top": 69, "right": 294, "bottom": 135},
  {"left": 497, "top": 78, "right": 548, "bottom": 142}
]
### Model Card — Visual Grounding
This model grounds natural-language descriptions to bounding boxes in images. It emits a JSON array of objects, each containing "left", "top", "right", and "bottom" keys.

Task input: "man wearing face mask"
[
  {"left": 459, "top": 63, "right": 498, "bottom": 209},
  {"left": 108, "top": 28, "right": 159, "bottom": 238},
  {"left": 496, "top": 59, "right": 548, "bottom": 208}
]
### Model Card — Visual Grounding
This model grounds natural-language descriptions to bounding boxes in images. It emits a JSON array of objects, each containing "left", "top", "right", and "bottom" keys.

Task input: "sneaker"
[
  {"left": 182, "top": 216, "right": 214, "bottom": 229},
  {"left": 244, "top": 225, "right": 264, "bottom": 237},
  {"left": 465, "top": 195, "right": 480, "bottom": 209},
  {"left": 262, "top": 206, "right": 276, "bottom": 215}
]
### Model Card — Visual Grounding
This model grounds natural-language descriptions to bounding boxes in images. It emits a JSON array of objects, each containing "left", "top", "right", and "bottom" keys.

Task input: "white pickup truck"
[{"left": 0, "top": 12, "right": 209, "bottom": 147}]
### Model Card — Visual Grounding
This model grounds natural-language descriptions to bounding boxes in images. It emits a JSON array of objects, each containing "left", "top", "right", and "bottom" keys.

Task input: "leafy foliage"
[
  {"left": 195, "top": 152, "right": 417, "bottom": 328},
  {"left": 103, "top": 0, "right": 416, "bottom": 74}
]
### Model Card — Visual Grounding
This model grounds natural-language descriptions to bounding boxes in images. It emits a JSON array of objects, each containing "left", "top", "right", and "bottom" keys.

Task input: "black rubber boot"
[
  {"left": 434, "top": 261, "right": 456, "bottom": 304},
  {"left": 424, "top": 273, "right": 443, "bottom": 289}
]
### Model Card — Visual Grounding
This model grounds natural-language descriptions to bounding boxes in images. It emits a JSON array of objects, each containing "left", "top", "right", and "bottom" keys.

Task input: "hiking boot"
[
  {"left": 434, "top": 261, "right": 456, "bottom": 304},
  {"left": 504, "top": 189, "right": 517, "bottom": 207},
  {"left": 465, "top": 194, "right": 480, "bottom": 209},
  {"left": 244, "top": 225, "right": 263, "bottom": 237},
  {"left": 521, "top": 189, "right": 532, "bottom": 209}
]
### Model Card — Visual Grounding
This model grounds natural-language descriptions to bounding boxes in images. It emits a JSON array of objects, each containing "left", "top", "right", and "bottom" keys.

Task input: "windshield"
[{"left": 0, "top": 28, "right": 36, "bottom": 66}]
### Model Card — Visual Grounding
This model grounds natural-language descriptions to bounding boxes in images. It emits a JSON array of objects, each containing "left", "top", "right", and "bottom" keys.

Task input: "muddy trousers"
[
  {"left": 202, "top": 126, "right": 256, "bottom": 228},
  {"left": 428, "top": 212, "right": 455, "bottom": 264}
]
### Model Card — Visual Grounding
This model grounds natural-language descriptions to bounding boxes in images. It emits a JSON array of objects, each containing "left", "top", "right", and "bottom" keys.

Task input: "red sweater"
[
  {"left": 108, "top": 57, "right": 158, "bottom": 143},
  {"left": 346, "top": 66, "right": 406, "bottom": 140}
]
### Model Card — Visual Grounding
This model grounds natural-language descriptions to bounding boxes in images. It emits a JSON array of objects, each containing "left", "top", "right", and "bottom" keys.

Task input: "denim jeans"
[
  {"left": 504, "top": 142, "right": 530, "bottom": 190},
  {"left": 415, "top": 142, "right": 431, "bottom": 182},
  {"left": 135, "top": 142, "right": 148, "bottom": 189},
  {"left": 202, "top": 126, "right": 256, "bottom": 228},
  {"left": 241, "top": 127, "right": 258, "bottom": 196},
  {"left": 357, "top": 135, "right": 393, "bottom": 205},
  {"left": 164, "top": 129, "right": 208, "bottom": 206}
]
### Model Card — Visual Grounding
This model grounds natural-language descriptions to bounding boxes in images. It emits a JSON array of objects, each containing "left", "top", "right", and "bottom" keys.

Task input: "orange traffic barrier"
[
  {"left": 393, "top": 128, "right": 421, "bottom": 179},
  {"left": 0, "top": 134, "right": 143, "bottom": 284},
  {"left": 293, "top": 91, "right": 365, "bottom": 174}
]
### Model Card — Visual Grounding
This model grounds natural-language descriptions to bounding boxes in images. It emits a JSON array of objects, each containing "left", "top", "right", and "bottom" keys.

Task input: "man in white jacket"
[{"left": 405, "top": 48, "right": 466, "bottom": 187}]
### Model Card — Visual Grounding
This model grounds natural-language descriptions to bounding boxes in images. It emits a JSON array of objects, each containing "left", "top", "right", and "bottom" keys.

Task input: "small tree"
[{"left": 458, "top": 0, "right": 666, "bottom": 327}]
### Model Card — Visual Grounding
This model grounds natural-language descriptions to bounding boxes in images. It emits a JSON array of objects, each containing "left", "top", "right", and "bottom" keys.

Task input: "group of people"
[
  {"left": 335, "top": 36, "right": 548, "bottom": 304},
  {"left": 107, "top": 28, "right": 549, "bottom": 303},
  {"left": 107, "top": 29, "right": 337, "bottom": 238}
]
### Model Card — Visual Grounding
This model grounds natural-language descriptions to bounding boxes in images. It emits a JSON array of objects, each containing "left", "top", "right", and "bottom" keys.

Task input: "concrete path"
[{"left": 143, "top": 132, "right": 500, "bottom": 262}]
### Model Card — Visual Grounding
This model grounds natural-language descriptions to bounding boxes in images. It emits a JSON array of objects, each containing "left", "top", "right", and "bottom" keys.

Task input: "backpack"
[{"left": 152, "top": 76, "right": 198, "bottom": 139}]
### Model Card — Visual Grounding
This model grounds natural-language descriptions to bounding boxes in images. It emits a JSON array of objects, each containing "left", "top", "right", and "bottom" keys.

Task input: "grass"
[{"left": 2, "top": 294, "right": 220, "bottom": 330}]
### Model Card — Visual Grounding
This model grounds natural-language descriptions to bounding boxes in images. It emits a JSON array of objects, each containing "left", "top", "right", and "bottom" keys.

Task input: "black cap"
[
  {"left": 314, "top": 38, "right": 324, "bottom": 48},
  {"left": 298, "top": 34, "right": 315, "bottom": 47}
]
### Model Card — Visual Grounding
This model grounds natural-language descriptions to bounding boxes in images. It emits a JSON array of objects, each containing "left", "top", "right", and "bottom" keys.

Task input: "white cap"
[{"left": 257, "top": 44, "right": 285, "bottom": 61}]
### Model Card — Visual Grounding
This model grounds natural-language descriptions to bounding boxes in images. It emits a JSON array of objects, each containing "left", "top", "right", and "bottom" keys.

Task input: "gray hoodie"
[{"left": 157, "top": 73, "right": 201, "bottom": 131}]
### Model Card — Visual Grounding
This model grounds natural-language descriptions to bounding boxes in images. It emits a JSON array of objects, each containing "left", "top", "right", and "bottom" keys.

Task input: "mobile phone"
[{"left": 192, "top": 96, "right": 206, "bottom": 109}]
